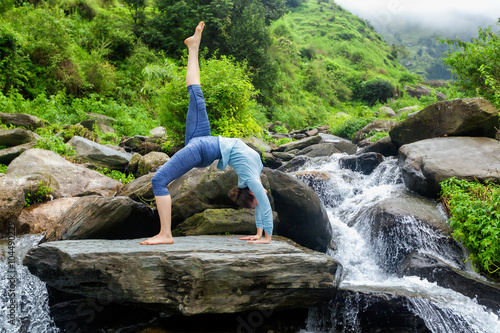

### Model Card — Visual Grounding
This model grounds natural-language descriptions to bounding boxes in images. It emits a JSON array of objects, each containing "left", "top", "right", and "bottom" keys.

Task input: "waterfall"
[
  {"left": 296, "top": 154, "right": 500, "bottom": 333},
  {"left": 0, "top": 234, "right": 59, "bottom": 333}
]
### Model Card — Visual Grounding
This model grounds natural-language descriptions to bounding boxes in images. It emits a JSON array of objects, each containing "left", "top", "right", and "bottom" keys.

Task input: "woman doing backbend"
[{"left": 140, "top": 22, "right": 273, "bottom": 245}]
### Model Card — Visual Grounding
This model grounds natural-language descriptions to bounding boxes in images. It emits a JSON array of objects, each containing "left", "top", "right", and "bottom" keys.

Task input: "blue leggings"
[{"left": 152, "top": 85, "right": 222, "bottom": 196}]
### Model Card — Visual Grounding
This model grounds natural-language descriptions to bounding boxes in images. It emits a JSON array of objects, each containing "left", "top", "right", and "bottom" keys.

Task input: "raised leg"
[{"left": 185, "top": 21, "right": 205, "bottom": 87}]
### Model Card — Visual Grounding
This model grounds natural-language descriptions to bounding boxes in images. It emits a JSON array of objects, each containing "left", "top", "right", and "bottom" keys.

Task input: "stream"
[{"left": 1, "top": 152, "right": 500, "bottom": 332}]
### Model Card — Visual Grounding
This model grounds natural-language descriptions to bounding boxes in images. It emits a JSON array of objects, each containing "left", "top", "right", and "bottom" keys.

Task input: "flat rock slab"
[{"left": 23, "top": 236, "right": 342, "bottom": 315}]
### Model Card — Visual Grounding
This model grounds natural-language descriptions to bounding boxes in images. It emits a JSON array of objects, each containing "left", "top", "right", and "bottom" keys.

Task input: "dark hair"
[{"left": 228, "top": 186, "right": 255, "bottom": 208}]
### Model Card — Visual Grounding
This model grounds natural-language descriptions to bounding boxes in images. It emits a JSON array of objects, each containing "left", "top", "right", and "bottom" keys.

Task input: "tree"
[{"left": 442, "top": 20, "right": 500, "bottom": 107}]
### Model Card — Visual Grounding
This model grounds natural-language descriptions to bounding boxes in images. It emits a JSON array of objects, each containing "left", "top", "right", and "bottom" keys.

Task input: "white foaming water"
[
  {"left": 0, "top": 234, "right": 59, "bottom": 333},
  {"left": 295, "top": 154, "right": 500, "bottom": 333}
]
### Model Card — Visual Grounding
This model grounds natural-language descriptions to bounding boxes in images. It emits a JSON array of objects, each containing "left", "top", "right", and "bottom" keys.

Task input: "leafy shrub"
[
  {"left": 151, "top": 54, "right": 262, "bottom": 143},
  {"left": 440, "top": 178, "right": 500, "bottom": 281},
  {"left": 359, "top": 78, "right": 394, "bottom": 106},
  {"left": 34, "top": 125, "right": 76, "bottom": 156},
  {"left": 0, "top": 164, "right": 7, "bottom": 173},
  {"left": 368, "top": 130, "right": 389, "bottom": 142},
  {"left": 329, "top": 116, "right": 375, "bottom": 140}
]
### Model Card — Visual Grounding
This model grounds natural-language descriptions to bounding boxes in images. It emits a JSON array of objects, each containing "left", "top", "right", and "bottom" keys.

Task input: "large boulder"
[
  {"left": 43, "top": 195, "right": 157, "bottom": 242},
  {"left": 398, "top": 137, "right": 500, "bottom": 197},
  {"left": 364, "top": 192, "right": 465, "bottom": 273},
  {"left": 0, "top": 112, "right": 47, "bottom": 130},
  {"left": 390, "top": 98, "right": 500, "bottom": 147},
  {"left": 67, "top": 136, "right": 131, "bottom": 170},
  {"left": 16, "top": 197, "right": 80, "bottom": 235},
  {"left": 79, "top": 113, "right": 116, "bottom": 134},
  {"left": 117, "top": 173, "right": 155, "bottom": 202},
  {"left": 358, "top": 136, "right": 399, "bottom": 157},
  {"left": 263, "top": 168, "right": 332, "bottom": 253},
  {"left": 0, "top": 141, "right": 38, "bottom": 164},
  {"left": 6, "top": 149, "right": 122, "bottom": 197},
  {"left": 0, "top": 176, "right": 25, "bottom": 235},
  {"left": 23, "top": 236, "right": 342, "bottom": 315},
  {"left": 296, "top": 143, "right": 341, "bottom": 158}
]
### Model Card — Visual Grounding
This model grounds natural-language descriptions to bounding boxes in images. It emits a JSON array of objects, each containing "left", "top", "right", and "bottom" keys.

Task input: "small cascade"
[
  {"left": 0, "top": 234, "right": 59, "bottom": 333},
  {"left": 296, "top": 154, "right": 500, "bottom": 333}
]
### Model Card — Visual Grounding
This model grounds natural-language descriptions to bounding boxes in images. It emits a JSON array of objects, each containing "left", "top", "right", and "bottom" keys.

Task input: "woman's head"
[{"left": 228, "top": 186, "right": 257, "bottom": 208}]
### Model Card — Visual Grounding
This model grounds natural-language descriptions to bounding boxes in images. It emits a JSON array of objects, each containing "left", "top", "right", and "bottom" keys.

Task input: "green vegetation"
[
  {"left": 442, "top": 20, "right": 500, "bottom": 109},
  {"left": 440, "top": 178, "right": 500, "bottom": 281},
  {"left": 368, "top": 131, "right": 389, "bottom": 142},
  {"left": 96, "top": 167, "right": 135, "bottom": 184},
  {"left": 0, "top": 163, "right": 7, "bottom": 173},
  {"left": 25, "top": 181, "right": 53, "bottom": 207},
  {"left": 0, "top": 0, "right": 423, "bottom": 146}
]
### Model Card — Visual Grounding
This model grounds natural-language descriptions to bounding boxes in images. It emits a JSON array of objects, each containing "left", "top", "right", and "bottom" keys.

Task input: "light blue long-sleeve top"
[{"left": 217, "top": 137, "right": 273, "bottom": 236}]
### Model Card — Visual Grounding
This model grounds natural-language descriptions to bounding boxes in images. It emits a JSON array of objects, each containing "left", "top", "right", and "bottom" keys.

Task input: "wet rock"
[
  {"left": 390, "top": 98, "right": 499, "bottom": 147},
  {"left": 16, "top": 198, "right": 80, "bottom": 235},
  {"left": 23, "top": 236, "right": 342, "bottom": 315},
  {"left": 67, "top": 136, "right": 131, "bottom": 170},
  {"left": 0, "top": 112, "right": 47, "bottom": 130},
  {"left": 398, "top": 137, "right": 500, "bottom": 197},
  {"left": 264, "top": 168, "right": 332, "bottom": 253},
  {"left": 339, "top": 152, "right": 384, "bottom": 175},
  {"left": 318, "top": 133, "right": 357, "bottom": 155},
  {"left": 42, "top": 195, "right": 157, "bottom": 242},
  {"left": 277, "top": 155, "right": 312, "bottom": 173},
  {"left": 6, "top": 149, "right": 122, "bottom": 197},
  {"left": 366, "top": 192, "right": 465, "bottom": 273},
  {"left": 398, "top": 252, "right": 500, "bottom": 312}
]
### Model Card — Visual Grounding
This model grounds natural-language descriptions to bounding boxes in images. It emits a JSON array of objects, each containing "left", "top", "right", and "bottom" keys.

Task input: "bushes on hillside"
[{"left": 358, "top": 78, "right": 395, "bottom": 106}]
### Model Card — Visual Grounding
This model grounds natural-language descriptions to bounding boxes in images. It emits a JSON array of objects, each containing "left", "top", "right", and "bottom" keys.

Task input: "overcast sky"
[{"left": 334, "top": 0, "right": 500, "bottom": 30}]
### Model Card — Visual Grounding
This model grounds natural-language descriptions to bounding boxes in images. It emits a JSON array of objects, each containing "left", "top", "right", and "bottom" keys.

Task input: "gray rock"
[
  {"left": 0, "top": 112, "right": 47, "bottom": 130},
  {"left": 390, "top": 98, "right": 500, "bottom": 147},
  {"left": 23, "top": 236, "right": 342, "bottom": 315},
  {"left": 271, "top": 151, "right": 295, "bottom": 161},
  {"left": 43, "top": 195, "right": 157, "bottom": 242},
  {"left": 352, "top": 120, "right": 398, "bottom": 145},
  {"left": 136, "top": 151, "right": 169, "bottom": 177},
  {"left": 318, "top": 133, "right": 357, "bottom": 154},
  {"left": 0, "top": 176, "right": 25, "bottom": 235},
  {"left": 272, "top": 135, "right": 322, "bottom": 153},
  {"left": 127, "top": 152, "right": 142, "bottom": 175},
  {"left": 243, "top": 137, "right": 272, "bottom": 154},
  {"left": 6, "top": 149, "right": 122, "bottom": 197},
  {"left": 378, "top": 106, "right": 396, "bottom": 118},
  {"left": 277, "top": 156, "right": 311, "bottom": 173},
  {"left": 306, "top": 128, "right": 319, "bottom": 136},
  {"left": 358, "top": 136, "right": 399, "bottom": 157},
  {"left": 67, "top": 136, "right": 132, "bottom": 170},
  {"left": 262, "top": 152, "right": 282, "bottom": 169},
  {"left": 398, "top": 252, "right": 500, "bottom": 312},
  {"left": 404, "top": 85, "right": 447, "bottom": 100},
  {"left": 0, "top": 141, "right": 38, "bottom": 164},
  {"left": 366, "top": 192, "right": 465, "bottom": 273},
  {"left": 339, "top": 153, "right": 384, "bottom": 175},
  {"left": 149, "top": 126, "right": 166, "bottom": 137},
  {"left": 398, "top": 137, "right": 500, "bottom": 197},
  {"left": 296, "top": 143, "right": 341, "bottom": 158},
  {"left": 264, "top": 168, "right": 332, "bottom": 253},
  {"left": 0, "top": 128, "right": 37, "bottom": 147},
  {"left": 79, "top": 113, "right": 116, "bottom": 134},
  {"left": 117, "top": 172, "right": 155, "bottom": 202}
]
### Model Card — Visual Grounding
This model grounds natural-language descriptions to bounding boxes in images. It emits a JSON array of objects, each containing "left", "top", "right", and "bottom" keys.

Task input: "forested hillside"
[{"left": 0, "top": 0, "right": 421, "bottom": 142}]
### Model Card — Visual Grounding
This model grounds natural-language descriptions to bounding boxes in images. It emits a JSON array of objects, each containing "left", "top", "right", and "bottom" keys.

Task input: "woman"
[{"left": 140, "top": 22, "right": 273, "bottom": 245}]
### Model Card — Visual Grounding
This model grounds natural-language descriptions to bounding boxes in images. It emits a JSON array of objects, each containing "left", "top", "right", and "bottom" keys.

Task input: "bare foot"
[
  {"left": 184, "top": 21, "right": 205, "bottom": 48},
  {"left": 140, "top": 234, "right": 174, "bottom": 245}
]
